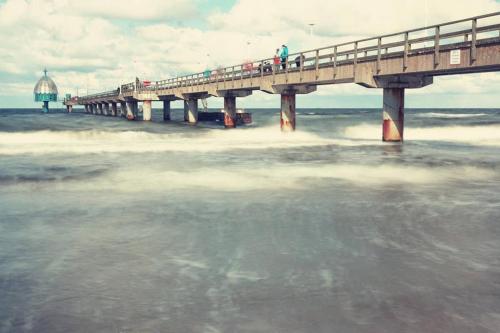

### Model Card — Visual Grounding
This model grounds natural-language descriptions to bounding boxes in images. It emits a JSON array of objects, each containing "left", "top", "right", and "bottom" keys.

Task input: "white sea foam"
[
  {"left": 19, "top": 163, "right": 495, "bottom": 192},
  {"left": 344, "top": 124, "right": 500, "bottom": 146},
  {"left": 0, "top": 125, "right": 386, "bottom": 155},
  {"left": 0, "top": 126, "right": 341, "bottom": 155}
]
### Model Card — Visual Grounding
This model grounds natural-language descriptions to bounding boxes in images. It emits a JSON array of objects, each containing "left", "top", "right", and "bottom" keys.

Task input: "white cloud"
[
  {"left": 1, "top": 0, "right": 500, "bottom": 107},
  {"left": 71, "top": 0, "right": 198, "bottom": 20}
]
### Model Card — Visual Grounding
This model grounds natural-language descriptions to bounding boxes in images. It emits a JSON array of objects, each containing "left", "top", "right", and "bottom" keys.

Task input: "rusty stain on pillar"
[
  {"left": 187, "top": 99, "right": 198, "bottom": 124},
  {"left": 163, "top": 100, "right": 171, "bottom": 121},
  {"left": 224, "top": 96, "right": 237, "bottom": 128},
  {"left": 143, "top": 100, "right": 152, "bottom": 121},
  {"left": 126, "top": 101, "right": 135, "bottom": 120},
  {"left": 280, "top": 93, "right": 296, "bottom": 132},
  {"left": 382, "top": 88, "right": 405, "bottom": 142}
]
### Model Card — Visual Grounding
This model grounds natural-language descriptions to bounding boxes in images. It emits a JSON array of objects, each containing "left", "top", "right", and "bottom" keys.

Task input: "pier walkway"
[{"left": 64, "top": 12, "right": 500, "bottom": 142}]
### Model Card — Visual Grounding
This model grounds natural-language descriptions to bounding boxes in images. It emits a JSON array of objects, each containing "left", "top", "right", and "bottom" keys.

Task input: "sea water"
[{"left": 0, "top": 108, "right": 499, "bottom": 332}]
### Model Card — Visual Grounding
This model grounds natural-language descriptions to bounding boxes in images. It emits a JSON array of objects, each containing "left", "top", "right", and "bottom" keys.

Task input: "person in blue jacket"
[{"left": 280, "top": 44, "right": 289, "bottom": 69}]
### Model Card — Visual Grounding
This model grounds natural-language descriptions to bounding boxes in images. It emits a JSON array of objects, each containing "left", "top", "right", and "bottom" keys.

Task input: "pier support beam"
[
  {"left": 382, "top": 88, "right": 405, "bottom": 142},
  {"left": 223, "top": 96, "right": 237, "bottom": 128},
  {"left": 111, "top": 102, "right": 117, "bottom": 117},
  {"left": 183, "top": 100, "right": 189, "bottom": 122},
  {"left": 142, "top": 100, "right": 152, "bottom": 121},
  {"left": 66, "top": 105, "right": 73, "bottom": 113},
  {"left": 126, "top": 101, "right": 136, "bottom": 120},
  {"left": 280, "top": 93, "right": 296, "bottom": 132},
  {"left": 120, "top": 102, "right": 126, "bottom": 117},
  {"left": 187, "top": 99, "right": 198, "bottom": 124},
  {"left": 84, "top": 105, "right": 89, "bottom": 113},
  {"left": 97, "top": 103, "right": 103, "bottom": 115},
  {"left": 163, "top": 100, "right": 171, "bottom": 121},
  {"left": 42, "top": 101, "right": 49, "bottom": 113},
  {"left": 103, "top": 103, "right": 109, "bottom": 116}
]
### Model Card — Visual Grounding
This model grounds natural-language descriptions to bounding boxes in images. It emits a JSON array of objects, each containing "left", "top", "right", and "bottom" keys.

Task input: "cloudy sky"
[{"left": 1, "top": 0, "right": 500, "bottom": 109}]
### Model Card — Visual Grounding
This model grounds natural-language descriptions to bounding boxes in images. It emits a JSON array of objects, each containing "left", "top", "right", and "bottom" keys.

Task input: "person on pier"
[
  {"left": 280, "top": 44, "right": 289, "bottom": 69},
  {"left": 273, "top": 49, "right": 281, "bottom": 72}
]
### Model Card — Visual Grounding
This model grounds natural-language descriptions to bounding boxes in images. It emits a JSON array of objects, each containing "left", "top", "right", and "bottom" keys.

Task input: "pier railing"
[{"left": 84, "top": 11, "right": 500, "bottom": 99}]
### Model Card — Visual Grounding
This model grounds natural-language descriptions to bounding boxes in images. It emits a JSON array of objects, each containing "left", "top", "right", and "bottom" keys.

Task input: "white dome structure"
[{"left": 34, "top": 69, "right": 58, "bottom": 113}]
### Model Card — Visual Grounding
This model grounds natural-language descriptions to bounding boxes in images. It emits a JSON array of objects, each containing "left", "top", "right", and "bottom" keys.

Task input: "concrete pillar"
[
  {"left": 120, "top": 102, "right": 126, "bottom": 117},
  {"left": 187, "top": 99, "right": 198, "bottom": 124},
  {"left": 103, "top": 103, "right": 109, "bottom": 116},
  {"left": 280, "top": 93, "right": 296, "bottom": 132},
  {"left": 111, "top": 102, "right": 117, "bottom": 116},
  {"left": 66, "top": 105, "right": 73, "bottom": 113},
  {"left": 84, "top": 105, "right": 88, "bottom": 113},
  {"left": 143, "top": 100, "right": 152, "bottom": 121},
  {"left": 92, "top": 104, "right": 97, "bottom": 114},
  {"left": 382, "top": 88, "right": 405, "bottom": 142},
  {"left": 97, "top": 103, "right": 103, "bottom": 115},
  {"left": 183, "top": 100, "right": 189, "bottom": 122},
  {"left": 223, "top": 96, "right": 237, "bottom": 128},
  {"left": 163, "top": 100, "right": 171, "bottom": 121},
  {"left": 126, "top": 101, "right": 136, "bottom": 120}
]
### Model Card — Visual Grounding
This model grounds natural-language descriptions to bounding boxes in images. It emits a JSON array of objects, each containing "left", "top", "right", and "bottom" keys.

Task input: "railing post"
[
  {"left": 232, "top": 66, "right": 235, "bottom": 88},
  {"left": 222, "top": 68, "right": 226, "bottom": 89},
  {"left": 300, "top": 52, "right": 304, "bottom": 81},
  {"left": 434, "top": 26, "right": 440, "bottom": 67},
  {"left": 403, "top": 32, "right": 409, "bottom": 69},
  {"left": 250, "top": 61, "right": 253, "bottom": 85},
  {"left": 353, "top": 41, "right": 358, "bottom": 77},
  {"left": 471, "top": 18, "right": 477, "bottom": 63},
  {"left": 376, "top": 37, "right": 382, "bottom": 73},
  {"left": 261, "top": 60, "right": 264, "bottom": 80},
  {"left": 285, "top": 56, "right": 289, "bottom": 83},
  {"left": 333, "top": 46, "right": 337, "bottom": 78},
  {"left": 273, "top": 60, "right": 276, "bottom": 84},
  {"left": 315, "top": 49, "right": 320, "bottom": 79},
  {"left": 240, "top": 64, "right": 243, "bottom": 87}
]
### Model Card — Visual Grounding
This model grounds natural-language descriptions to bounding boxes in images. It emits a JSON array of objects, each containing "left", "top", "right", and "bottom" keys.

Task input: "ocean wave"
[
  {"left": 0, "top": 126, "right": 377, "bottom": 155},
  {"left": 344, "top": 124, "right": 500, "bottom": 146},
  {"left": 415, "top": 112, "right": 487, "bottom": 119},
  {"left": 3, "top": 164, "right": 495, "bottom": 192}
]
